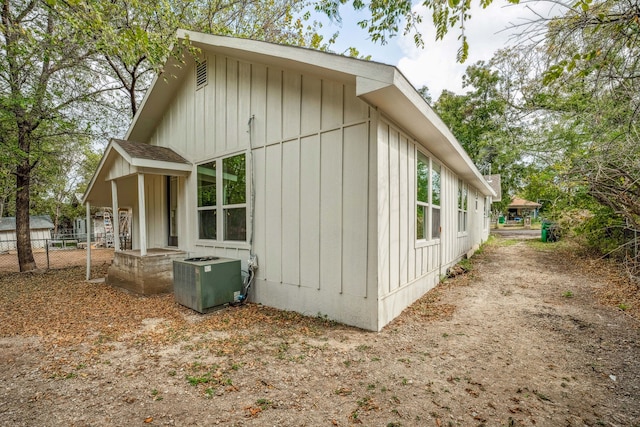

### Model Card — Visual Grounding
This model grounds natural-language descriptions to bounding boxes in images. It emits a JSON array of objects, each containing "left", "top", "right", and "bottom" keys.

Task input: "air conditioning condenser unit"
[{"left": 173, "top": 257, "right": 242, "bottom": 313}]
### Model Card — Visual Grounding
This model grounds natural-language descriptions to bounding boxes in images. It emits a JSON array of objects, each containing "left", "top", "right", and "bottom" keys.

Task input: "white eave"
[
  {"left": 82, "top": 139, "right": 192, "bottom": 206},
  {"left": 355, "top": 70, "right": 494, "bottom": 196},
  {"left": 109, "top": 142, "right": 192, "bottom": 172},
  {"left": 125, "top": 30, "right": 495, "bottom": 197}
]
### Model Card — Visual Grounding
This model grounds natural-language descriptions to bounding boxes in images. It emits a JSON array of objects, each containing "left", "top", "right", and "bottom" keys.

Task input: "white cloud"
[
  {"left": 396, "top": 1, "right": 557, "bottom": 99},
  {"left": 315, "top": 1, "right": 562, "bottom": 99}
]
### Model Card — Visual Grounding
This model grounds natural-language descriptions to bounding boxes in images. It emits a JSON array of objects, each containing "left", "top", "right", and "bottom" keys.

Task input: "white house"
[{"left": 83, "top": 30, "right": 495, "bottom": 331}]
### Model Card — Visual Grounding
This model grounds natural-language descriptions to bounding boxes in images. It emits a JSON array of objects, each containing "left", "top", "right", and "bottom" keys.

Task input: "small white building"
[
  {"left": 83, "top": 31, "right": 495, "bottom": 331},
  {"left": 0, "top": 215, "right": 54, "bottom": 252}
]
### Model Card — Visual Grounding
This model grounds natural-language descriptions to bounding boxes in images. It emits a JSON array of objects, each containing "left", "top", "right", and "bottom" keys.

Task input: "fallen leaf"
[{"left": 144, "top": 417, "right": 153, "bottom": 423}]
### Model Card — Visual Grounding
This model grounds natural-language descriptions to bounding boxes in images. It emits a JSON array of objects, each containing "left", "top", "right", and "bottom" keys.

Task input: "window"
[
  {"left": 458, "top": 179, "right": 468, "bottom": 233},
  {"left": 222, "top": 154, "right": 246, "bottom": 241},
  {"left": 416, "top": 153, "right": 429, "bottom": 240},
  {"left": 197, "top": 161, "right": 216, "bottom": 239},
  {"left": 484, "top": 196, "right": 491, "bottom": 230},
  {"left": 197, "top": 153, "right": 246, "bottom": 241},
  {"left": 431, "top": 162, "right": 441, "bottom": 239},
  {"left": 416, "top": 151, "right": 441, "bottom": 240},
  {"left": 475, "top": 189, "right": 478, "bottom": 211}
]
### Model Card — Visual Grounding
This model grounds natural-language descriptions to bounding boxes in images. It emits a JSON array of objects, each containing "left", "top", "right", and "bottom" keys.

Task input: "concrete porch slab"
[{"left": 106, "top": 249, "right": 187, "bottom": 294}]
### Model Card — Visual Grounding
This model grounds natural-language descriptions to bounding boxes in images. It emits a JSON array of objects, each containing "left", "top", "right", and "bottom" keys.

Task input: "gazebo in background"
[{"left": 507, "top": 197, "right": 541, "bottom": 225}]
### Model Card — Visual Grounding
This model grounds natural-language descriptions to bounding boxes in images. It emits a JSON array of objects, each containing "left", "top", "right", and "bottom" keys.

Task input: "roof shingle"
[{"left": 113, "top": 139, "right": 190, "bottom": 164}]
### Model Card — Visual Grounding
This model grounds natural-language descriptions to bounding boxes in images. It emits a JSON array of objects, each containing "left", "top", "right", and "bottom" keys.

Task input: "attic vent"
[{"left": 196, "top": 61, "right": 208, "bottom": 89}]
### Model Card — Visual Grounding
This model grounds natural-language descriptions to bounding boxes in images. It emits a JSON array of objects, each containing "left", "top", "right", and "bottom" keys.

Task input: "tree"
[
  {"left": 2, "top": 0, "right": 326, "bottom": 272},
  {"left": 56, "top": 0, "right": 329, "bottom": 120},
  {"left": 28, "top": 135, "right": 95, "bottom": 235},
  {"left": 542, "top": 1, "right": 639, "bottom": 228},
  {"left": 433, "top": 62, "right": 527, "bottom": 210},
  {"left": 317, "top": 0, "right": 640, "bottom": 67},
  {"left": 0, "top": 163, "right": 13, "bottom": 218},
  {"left": 1, "top": 0, "right": 103, "bottom": 271},
  {"left": 417, "top": 85, "right": 432, "bottom": 104},
  {"left": 489, "top": 1, "right": 640, "bottom": 275},
  {"left": 316, "top": 0, "right": 520, "bottom": 62}
]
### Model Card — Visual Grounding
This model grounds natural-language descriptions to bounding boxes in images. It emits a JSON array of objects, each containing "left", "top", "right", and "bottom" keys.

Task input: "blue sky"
[{"left": 315, "top": 1, "right": 560, "bottom": 100}]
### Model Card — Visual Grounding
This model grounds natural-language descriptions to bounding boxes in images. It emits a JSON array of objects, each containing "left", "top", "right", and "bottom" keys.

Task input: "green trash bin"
[
  {"left": 541, "top": 228, "right": 548, "bottom": 242},
  {"left": 498, "top": 215, "right": 505, "bottom": 224}
]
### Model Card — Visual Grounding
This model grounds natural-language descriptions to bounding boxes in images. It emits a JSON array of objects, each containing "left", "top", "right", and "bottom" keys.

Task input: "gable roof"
[
  {"left": 483, "top": 174, "right": 502, "bottom": 202},
  {"left": 126, "top": 30, "right": 495, "bottom": 197},
  {"left": 0, "top": 215, "right": 54, "bottom": 231},
  {"left": 114, "top": 139, "right": 190, "bottom": 165},
  {"left": 82, "top": 139, "right": 192, "bottom": 206},
  {"left": 509, "top": 197, "right": 541, "bottom": 208}
]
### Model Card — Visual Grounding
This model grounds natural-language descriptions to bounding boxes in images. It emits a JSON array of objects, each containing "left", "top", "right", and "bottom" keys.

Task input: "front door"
[{"left": 168, "top": 176, "right": 178, "bottom": 247}]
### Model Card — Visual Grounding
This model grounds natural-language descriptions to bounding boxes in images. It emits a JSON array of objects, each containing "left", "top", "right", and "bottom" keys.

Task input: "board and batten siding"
[
  {"left": 376, "top": 119, "right": 443, "bottom": 328},
  {"left": 376, "top": 119, "right": 489, "bottom": 329},
  {"left": 250, "top": 83, "right": 379, "bottom": 330},
  {"left": 137, "top": 48, "right": 490, "bottom": 330},
  {"left": 146, "top": 50, "right": 379, "bottom": 329},
  {"left": 142, "top": 175, "right": 166, "bottom": 250}
]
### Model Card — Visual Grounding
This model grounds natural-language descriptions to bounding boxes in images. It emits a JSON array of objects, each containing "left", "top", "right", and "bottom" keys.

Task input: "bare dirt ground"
[{"left": 1, "top": 235, "right": 639, "bottom": 426}]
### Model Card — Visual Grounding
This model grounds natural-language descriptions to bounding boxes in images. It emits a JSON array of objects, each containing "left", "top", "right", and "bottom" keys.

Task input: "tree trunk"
[
  {"left": 16, "top": 150, "right": 36, "bottom": 272},
  {"left": 54, "top": 202, "right": 60, "bottom": 237}
]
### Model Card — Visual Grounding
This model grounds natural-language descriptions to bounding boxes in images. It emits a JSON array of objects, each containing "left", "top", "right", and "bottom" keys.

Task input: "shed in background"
[{"left": 0, "top": 215, "right": 54, "bottom": 252}]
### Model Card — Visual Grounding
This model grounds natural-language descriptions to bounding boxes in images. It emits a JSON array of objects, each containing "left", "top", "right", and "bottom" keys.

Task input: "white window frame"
[
  {"left": 458, "top": 179, "right": 468, "bottom": 234},
  {"left": 196, "top": 152, "right": 247, "bottom": 243},
  {"left": 475, "top": 189, "right": 479, "bottom": 212},
  {"left": 431, "top": 161, "right": 441, "bottom": 240},
  {"left": 484, "top": 196, "right": 491, "bottom": 230},
  {"left": 416, "top": 150, "right": 441, "bottom": 244}
]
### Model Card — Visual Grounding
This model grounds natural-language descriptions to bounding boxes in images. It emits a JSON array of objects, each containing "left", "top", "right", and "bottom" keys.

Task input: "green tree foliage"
[
  {"left": 535, "top": 2, "right": 638, "bottom": 229},
  {"left": 493, "top": 0, "right": 639, "bottom": 274},
  {"left": 416, "top": 85, "right": 432, "bottom": 104},
  {"left": 55, "top": 0, "right": 330, "bottom": 118},
  {"left": 544, "top": 0, "right": 640, "bottom": 236},
  {"left": 29, "top": 136, "right": 95, "bottom": 234},
  {"left": 432, "top": 62, "right": 526, "bottom": 213},
  {"left": 316, "top": 0, "right": 519, "bottom": 62},
  {"left": 1, "top": 0, "right": 323, "bottom": 271},
  {"left": 1, "top": 0, "right": 100, "bottom": 271},
  {"left": 320, "top": 0, "right": 639, "bottom": 273}
]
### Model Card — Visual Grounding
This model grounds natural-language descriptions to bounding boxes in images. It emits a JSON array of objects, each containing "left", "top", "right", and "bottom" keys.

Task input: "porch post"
[
  {"left": 111, "top": 180, "right": 120, "bottom": 251},
  {"left": 85, "top": 201, "right": 91, "bottom": 280},
  {"left": 138, "top": 173, "right": 147, "bottom": 256}
]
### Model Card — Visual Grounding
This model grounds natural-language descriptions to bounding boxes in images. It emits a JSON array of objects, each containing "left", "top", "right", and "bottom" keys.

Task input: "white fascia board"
[
  {"left": 131, "top": 158, "right": 193, "bottom": 172},
  {"left": 128, "top": 29, "right": 395, "bottom": 143},
  {"left": 178, "top": 29, "right": 395, "bottom": 83},
  {"left": 357, "top": 69, "right": 496, "bottom": 197},
  {"left": 125, "top": 73, "right": 159, "bottom": 141},
  {"left": 126, "top": 54, "right": 189, "bottom": 142},
  {"left": 81, "top": 141, "right": 116, "bottom": 205},
  {"left": 111, "top": 142, "right": 134, "bottom": 165}
]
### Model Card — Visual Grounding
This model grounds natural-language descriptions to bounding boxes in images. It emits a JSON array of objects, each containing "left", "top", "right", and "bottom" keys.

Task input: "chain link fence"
[{"left": 0, "top": 237, "right": 114, "bottom": 275}]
